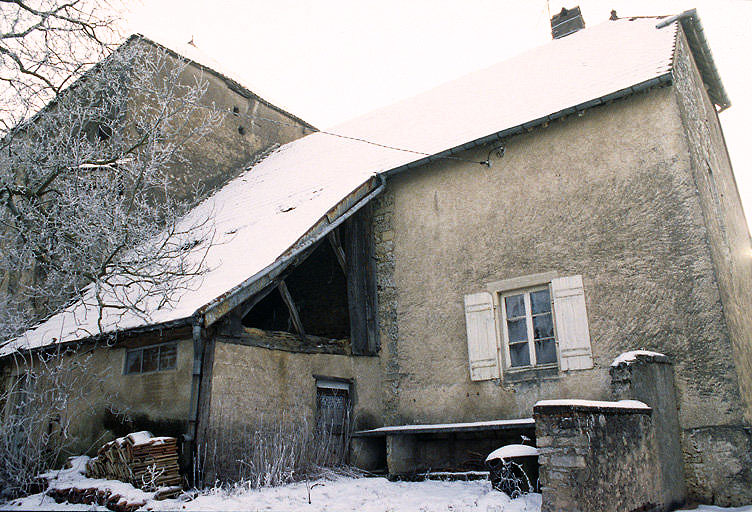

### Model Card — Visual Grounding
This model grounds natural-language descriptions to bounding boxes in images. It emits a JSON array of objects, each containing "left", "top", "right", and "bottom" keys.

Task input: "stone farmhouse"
[{"left": 2, "top": 7, "right": 751, "bottom": 511}]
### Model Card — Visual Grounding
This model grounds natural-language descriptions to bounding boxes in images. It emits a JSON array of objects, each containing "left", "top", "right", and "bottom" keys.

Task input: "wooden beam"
[
  {"left": 327, "top": 230, "right": 347, "bottom": 275},
  {"left": 237, "top": 281, "right": 278, "bottom": 320},
  {"left": 278, "top": 280, "right": 306, "bottom": 340}
]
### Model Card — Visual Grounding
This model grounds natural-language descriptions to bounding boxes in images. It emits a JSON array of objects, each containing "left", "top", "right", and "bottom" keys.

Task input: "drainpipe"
[{"left": 187, "top": 314, "right": 204, "bottom": 482}]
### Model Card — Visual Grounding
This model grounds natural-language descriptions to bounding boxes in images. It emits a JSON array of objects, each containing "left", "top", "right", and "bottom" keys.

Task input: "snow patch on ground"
[
  {"left": 3, "top": 463, "right": 751, "bottom": 512},
  {"left": 2, "top": 472, "right": 541, "bottom": 512},
  {"left": 148, "top": 478, "right": 541, "bottom": 512}
]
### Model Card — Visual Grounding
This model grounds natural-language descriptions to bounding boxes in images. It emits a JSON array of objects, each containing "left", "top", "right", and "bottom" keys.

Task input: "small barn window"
[
  {"left": 315, "top": 378, "right": 351, "bottom": 435},
  {"left": 124, "top": 342, "right": 178, "bottom": 375}
]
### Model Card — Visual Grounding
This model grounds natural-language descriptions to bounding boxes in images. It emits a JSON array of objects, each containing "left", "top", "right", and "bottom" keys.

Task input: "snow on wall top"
[
  {"left": 611, "top": 350, "right": 668, "bottom": 367},
  {"left": 3, "top": 18, "right": 680, "bottom": 354},
  {"left": 535, "top": 399, "right": 650, "bottom": 410}
]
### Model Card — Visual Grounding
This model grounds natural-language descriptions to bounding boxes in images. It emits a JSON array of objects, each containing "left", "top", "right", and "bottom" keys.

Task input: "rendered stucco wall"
[
  {"left": 202, "top": 340, "right": 382, "bottom": 480},
  {"left": 1, "top": 335, "right": 194, "bottom": 459},
  {"left": 208, "top": 342, "right": 382, "bottom": 429},
  {"left": 375, "top": 86, "right": 744, "bottom": 434}
]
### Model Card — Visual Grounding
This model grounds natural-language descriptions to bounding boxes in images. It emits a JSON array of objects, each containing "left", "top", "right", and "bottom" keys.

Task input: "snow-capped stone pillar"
[
  {"left": 610, "top": 350, "right": 687, "bottom": 509},
  {"left": 534, "top": 400, "right": 659, "bottom": 512}
]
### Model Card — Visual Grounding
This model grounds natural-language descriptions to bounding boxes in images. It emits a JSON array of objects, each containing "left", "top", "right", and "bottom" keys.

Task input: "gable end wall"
[{"left": 672, "top": 23, "right": 752, "bottom": 426}]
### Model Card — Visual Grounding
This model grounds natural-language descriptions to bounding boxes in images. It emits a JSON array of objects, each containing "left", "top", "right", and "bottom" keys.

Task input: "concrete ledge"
[{"left": 353, "top": 418, "right": 535, "bottom": 437}]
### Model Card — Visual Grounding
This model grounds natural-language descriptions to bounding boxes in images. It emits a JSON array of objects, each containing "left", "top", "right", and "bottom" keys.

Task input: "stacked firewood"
[{"left": 86, "top": 431, "right": 181, "bottom": 491}]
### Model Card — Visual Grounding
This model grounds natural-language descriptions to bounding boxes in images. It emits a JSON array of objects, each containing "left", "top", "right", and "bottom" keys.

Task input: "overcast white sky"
[{"left": 125, "top": 0, "right": 752, "bottom": 230}]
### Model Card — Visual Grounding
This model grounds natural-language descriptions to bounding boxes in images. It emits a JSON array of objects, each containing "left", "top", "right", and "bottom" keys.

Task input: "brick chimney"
[{"left": 551, "top": 6, "right": 586, "bottom": 39}]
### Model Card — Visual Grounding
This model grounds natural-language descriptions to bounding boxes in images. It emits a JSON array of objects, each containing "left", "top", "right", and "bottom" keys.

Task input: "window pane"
[
  {"left": 142, "top": 347, "right": 159, "bottom": 372},
  {"left": 125, "top": 350, "right": 141, "bottom": 374},
  {"left": 159, "top": 344, "right": 177, "bottom": 370},
  {"left": 533, "top": 313, "right": 554, "bottom": 339},
  {"left": 535, "top": 339, "right": 557, "bottom": 365},
  {"left": 505, "top": 294, "right": 525, "bottom": 318},
  {"left": 509, "top": 342, "right": 530, "bottom": 367},
  {"left": 507, "top": 318, "right": 528, "bottom": 342},
  {"left": 530, "top": 289, "right": 551, "bottom": 314}
]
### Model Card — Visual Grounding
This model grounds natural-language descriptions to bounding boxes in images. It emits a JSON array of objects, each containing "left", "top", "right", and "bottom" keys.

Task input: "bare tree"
[
  {"left": 0, "top": 1, "right": 222, "bottom": 341},
  {"left": 0, "top": 2, "right": 223, "bottom": 496}
]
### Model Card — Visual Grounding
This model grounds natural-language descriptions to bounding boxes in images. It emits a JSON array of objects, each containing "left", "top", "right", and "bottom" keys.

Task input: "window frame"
[
  {"left": 123, "top": 341, "right": 178, "bottom": 375},
  {"left": 487, "top": 271, "right": 560, "bottom": 373},
  {"left": 314, "top": 376, "right": 353, "bottom": 436},
  {"left": 497, "top": 285, "right": 559, "bottom": 371}
]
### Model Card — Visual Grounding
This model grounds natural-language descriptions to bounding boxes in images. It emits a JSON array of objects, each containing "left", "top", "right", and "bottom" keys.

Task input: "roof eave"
[
  {"left": 0, "top": 316, "right": 192, "bottom": 361},
  {"left": 384, "top": 72, "right": 674, "bottom": 178},
  {"left": 657, "top": 9, "right": 731, "bottom": 111}
]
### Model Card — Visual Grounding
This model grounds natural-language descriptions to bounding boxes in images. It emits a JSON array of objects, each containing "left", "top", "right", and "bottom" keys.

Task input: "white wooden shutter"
[
  {"left": 463, "top": 292, "right": 501, "bottom": 381},
  {"left": 551, "top": 275, "right": 593, "bottom": 371}
]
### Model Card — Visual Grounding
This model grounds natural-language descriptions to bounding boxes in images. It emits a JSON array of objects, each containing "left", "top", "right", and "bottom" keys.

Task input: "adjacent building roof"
[
  {"left": 2, "top": 15, "right": 729, "bottom": 355},
  {"left": 130, "top": 34, "right": 317, "bottom": 131}
]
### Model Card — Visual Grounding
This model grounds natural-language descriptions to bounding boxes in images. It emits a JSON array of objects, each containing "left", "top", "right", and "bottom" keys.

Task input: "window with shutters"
[{"left": 463, "top": 273, "right": 593, "bottom": 382}]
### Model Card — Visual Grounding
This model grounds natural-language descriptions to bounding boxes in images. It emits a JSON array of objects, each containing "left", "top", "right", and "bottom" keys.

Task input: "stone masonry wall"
[
  {"left": 671, "top": 26, "right": 752, "bottom": 506},
  {"left": 682, "top": 426, "right": 752, "bottom": 507},
  {"left": 672, "top": 24, "right": 752, "bottom": 428},
  {"left": 610, "top": 353, "right": 686, "bottom": 509},
  {"left": 535, "top": 402, "right": 660, "bottom": 512},
  {"left": 371, "top": 185, "right": 400, "bottom": 425}
]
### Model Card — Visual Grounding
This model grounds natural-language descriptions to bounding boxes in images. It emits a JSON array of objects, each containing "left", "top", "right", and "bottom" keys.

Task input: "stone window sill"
[{"left": 504, "top": 365, "right": 559, "bottom": 384}]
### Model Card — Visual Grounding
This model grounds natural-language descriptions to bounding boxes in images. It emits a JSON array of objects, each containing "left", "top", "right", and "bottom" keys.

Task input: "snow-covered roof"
[
  {"left": 355, "top": 418, "right": 535, "bottom": 437},
  {"left": 3, "top": 16, "right": 721, "bottom": 355}
]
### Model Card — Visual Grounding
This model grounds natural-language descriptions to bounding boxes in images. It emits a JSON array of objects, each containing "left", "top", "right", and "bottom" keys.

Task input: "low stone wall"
[
  {"left": 535, "top": 400, "right": 660, "bottom": 512},
  {"left": 682, "top": 425, "right": 752, "bottom": 507}
]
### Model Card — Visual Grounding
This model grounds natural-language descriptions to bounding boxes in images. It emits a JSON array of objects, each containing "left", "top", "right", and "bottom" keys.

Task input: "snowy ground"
[
  {"left": 2, "top": 476, "right": 539, "bottom": 512},
  {"left": 1, "top": 460, "right": 750, "bottom": 512}
]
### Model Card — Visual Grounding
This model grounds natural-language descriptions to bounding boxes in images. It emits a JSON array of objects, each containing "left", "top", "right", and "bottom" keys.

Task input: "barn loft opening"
[
  {"left": 235, "top": 206, "right": 378, "bottom": 355},
  {"left": 242, "top": 238, "right": 350, "bottom": 340}
]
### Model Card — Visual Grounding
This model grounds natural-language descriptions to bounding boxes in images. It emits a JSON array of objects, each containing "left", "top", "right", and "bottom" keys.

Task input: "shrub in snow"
[
  {"left": 485, "top": 445, "right": 540, "bottom": 497},
  {"left": 195, "top": 408, "right": 355, "bottom": 489}
]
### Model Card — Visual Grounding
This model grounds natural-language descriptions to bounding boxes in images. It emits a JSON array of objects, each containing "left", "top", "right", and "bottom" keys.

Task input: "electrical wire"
[{"left": 190, "top": 99, "right": 490, "bottom": 167}]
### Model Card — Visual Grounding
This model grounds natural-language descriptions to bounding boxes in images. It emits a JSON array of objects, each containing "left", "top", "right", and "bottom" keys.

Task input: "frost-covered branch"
[{"left": 0, "top": 3, "right": 223, "bottom": 341}]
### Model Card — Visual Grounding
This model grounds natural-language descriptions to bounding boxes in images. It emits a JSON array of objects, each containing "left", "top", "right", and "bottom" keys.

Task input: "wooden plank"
[
  {"left": 278, "top": 280, "right": 306, "bottom": 340},
  {"left": 194, "top": 334, "right": 216, "bottom": 487},
  {"left": 344, "top": 205, "right": 379, "bottom": 355},
  {"left": 216, "top": 328, "right": 350, "bottom": 355},
  {"left": 237, "top": 281, "right": 278, "bottom": 319}
]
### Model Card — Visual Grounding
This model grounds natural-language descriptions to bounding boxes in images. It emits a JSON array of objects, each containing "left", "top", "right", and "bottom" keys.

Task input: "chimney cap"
[{"left": 551, "top": 5, "right": 586, "bottom": 39}]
